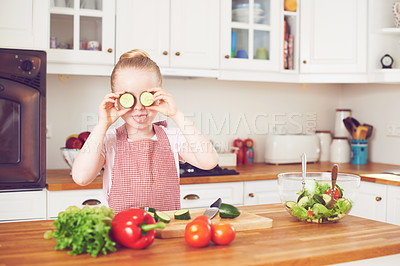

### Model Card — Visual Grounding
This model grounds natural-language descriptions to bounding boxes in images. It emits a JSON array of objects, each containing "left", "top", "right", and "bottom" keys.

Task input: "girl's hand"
[
  {"left": 147, "top": 87, "right": 179, "bottom": 118},
  {"left": 98, "top": 92, "right": 130, "bottom": 128}
]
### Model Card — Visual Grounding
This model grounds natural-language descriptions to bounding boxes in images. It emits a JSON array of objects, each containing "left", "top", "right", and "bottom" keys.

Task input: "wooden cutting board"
[{"left": 155, "top": 208, "right": 272, "bottom": 238}]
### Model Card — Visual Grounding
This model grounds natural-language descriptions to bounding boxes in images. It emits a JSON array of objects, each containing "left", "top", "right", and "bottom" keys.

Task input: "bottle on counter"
[
  {"left": 233, "top": 139, "right": 244, "bottom": 165},
  {"left": 330, "top": 137, "right": 351, "bottom": 163},
  {"left": 316, "top": 130, "right": 332, "bottom": 162},
  {"left": 334, "top": 109, "right": 352, "bottom": 138},
  {"left": 244, "top": 138, "right": 254, "bottom": 164}
]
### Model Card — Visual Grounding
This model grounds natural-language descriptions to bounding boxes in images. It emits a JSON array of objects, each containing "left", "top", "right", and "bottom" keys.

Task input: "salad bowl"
[{"left": 278, "top": 172, "right": 360, "bottom": 223}]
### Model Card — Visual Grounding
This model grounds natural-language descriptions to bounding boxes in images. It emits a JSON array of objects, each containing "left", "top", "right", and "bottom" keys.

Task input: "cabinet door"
[
  {"left": 115, "top": 0, "right": 170, "bottom": 67},
  {"left": 300, "top": 0, "right": 367, "bottom": 73},
  {"left": 180, "top": 182, "right": 243, "bottom": 209},
  {"left": 220, "top": 0, "right": 280, "bottom": 71},
  {"left": 0, "top": 0, "right": 47, "bottom": 50},
  {"left": 243, "top": 180, "right": 280, "bottom": 205},
  {"left": 351, "top": 181, "right": 387, "bottom": 222},
  {"left": 0, "top": 190, "right": 46, "bottom": 222},
  {"left": 47, "top": 0, "right": 115, "bottom": 71},
  {"left": 47, "top": 189, "right": 108, "bottom": 218},
  {"left": 170, "top": 0, "right": 219, "bottom": 69},
  {"left": 387, "top": 185, "right": 400, "bottom": 226}
]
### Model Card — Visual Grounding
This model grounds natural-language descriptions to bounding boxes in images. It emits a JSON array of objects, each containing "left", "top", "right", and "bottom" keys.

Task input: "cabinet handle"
[
  {"left": 183, "top": 194, "right": 200, "bottom": 200},
  {"left": 82, "top": 199, "right": 101, "bottom": 206},
  {"left": 225, "top": 55, "right": 230, "bottom": 59},
  {"left": 163, "top": 51, "right": 168, "bottom": 55},
  {"left": 249, "top": 193, "right": 255, "bottom": 198},
  {"left": 107, "top": 48, "right": 113, "bottom": 53},
  {"left": 175, "top": 52, "right": 181, "bottom": 56},
  {"left": 376, "top": 196, "right": 382, "bottom": 202},
  {"left": 303, "top": 60, "right": 307, "bottom": 64}
]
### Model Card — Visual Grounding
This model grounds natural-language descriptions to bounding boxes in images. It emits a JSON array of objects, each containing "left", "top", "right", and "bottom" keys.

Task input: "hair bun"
[{"left": 119, "top": 49, "right": 150, "bottom": 61}]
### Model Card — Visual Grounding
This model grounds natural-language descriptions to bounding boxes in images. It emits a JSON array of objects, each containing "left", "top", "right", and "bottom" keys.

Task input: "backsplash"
[{"left": 47, "top": 74, "right": 341, "bottom": 169}]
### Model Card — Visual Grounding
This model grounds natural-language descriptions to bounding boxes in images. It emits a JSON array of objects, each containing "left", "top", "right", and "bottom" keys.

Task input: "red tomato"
[
  {"left": 184, "top": 220, "right": 212, "bottom": 248},
  {"left": 211, "top": 223, "right": 236, "bottom": 245},
  {"left": 308, "top": 210, "right": 313, "bottom": 217},
  {"left": 194, "top": 215, "right": 212, "bottom": 225},
  {"left": 325, "top": 188, "right": 340, "bottom": 200}
]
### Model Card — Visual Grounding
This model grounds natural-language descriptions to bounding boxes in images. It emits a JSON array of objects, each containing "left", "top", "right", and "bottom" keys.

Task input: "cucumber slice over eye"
[
  {"left": 140, "top": 91, "right": 154, "bottom": 107},
  {"left": 119, "top": 92, "right": 135, "bottom": 108}
]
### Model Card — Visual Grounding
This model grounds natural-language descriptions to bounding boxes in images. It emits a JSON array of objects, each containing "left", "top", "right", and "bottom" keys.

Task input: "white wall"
[
  {"left": 341, "top": 83, "right": 400, "bottom": 165},
  {"left": 46, "top": 74, "right": 341, "bottom": 169}
]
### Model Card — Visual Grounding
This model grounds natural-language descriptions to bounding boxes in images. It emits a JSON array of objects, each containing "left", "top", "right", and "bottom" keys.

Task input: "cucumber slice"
[
  {"left": 219, "top": 203, "right": 240, "bottom": 219},
  {"left": 119, "top": 92, "right": 135, "bottom": 108},
  {"left": 174, "top": 209, "right": 191, "bottom": 220},
  {"left": 140, "top": 91, "right": 154, "bottom": 107},
  {"left": 297, "top": 196, "right": 309, "bottom": 208},
  {"left": 322, "top": 194, "right": 331, "bottom": 205},
  {"left": 285, "top": 201, "right": 297, "bottom": 209},
  {"left": 155, "top": 211, "right": 171, "bottom": 223}
]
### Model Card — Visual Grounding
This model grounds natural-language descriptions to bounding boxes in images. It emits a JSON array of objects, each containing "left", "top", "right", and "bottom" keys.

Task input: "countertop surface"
[
  {"left": 1, "top": 204, "right": 400, "bottom": 265},
  {"left": 46, "top": 162, "right": 400, "bottom": 191}
]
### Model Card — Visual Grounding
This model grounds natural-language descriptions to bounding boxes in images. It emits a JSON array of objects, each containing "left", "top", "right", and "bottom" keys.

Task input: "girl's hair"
[{"left": 111, "top": 49, "right": 162, "bottom": 91}]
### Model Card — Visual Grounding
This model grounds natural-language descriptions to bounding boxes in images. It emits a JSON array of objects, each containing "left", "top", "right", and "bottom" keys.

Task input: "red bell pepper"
[{"left": 111, "top": 208, "right": 165, "bottom": 249}]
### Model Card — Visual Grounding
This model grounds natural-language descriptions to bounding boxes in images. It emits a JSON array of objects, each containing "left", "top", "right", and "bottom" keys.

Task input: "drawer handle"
[
  {"left": 175, "top": 51, "right": 181, "bottom": 56},
  {"left": 249, "top": 193, "right": 255, "bottom": 198},
  {"left": 107, "top": 48, "right": 113, "bottom": 53},
  {"left": 183, "top": 194, "right": 200, "bottom": 200},
  {"left": 82, "top": 199, "right": 101, "bottom": 206},
  {"left": 225, "top": 55, "right": 230, "bottom": 59},
  {"left": 163, "top": 51, "right": 168, "bottom": 55},
  {"left": 376, "top": 196, "right": 382, "bottom": 202}
]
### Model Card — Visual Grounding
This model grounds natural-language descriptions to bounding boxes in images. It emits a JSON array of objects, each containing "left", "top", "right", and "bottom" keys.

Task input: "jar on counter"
[
  {"left": 316, "top": 130, "right": 332, "bottom": 162},
  {"left": 330, "top": 137, "right": 350, "bottom": 163},
  {"left": 334, "top": 109, "right": 351, "bottom": 138}
]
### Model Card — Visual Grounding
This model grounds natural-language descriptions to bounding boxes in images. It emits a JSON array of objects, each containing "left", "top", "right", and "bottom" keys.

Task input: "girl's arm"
[
  {"left": 148, "top": 88, "right": 218, "bottom": 170},
  {"left": 72, "top": 92, "right": 130, "bottom": 185}
]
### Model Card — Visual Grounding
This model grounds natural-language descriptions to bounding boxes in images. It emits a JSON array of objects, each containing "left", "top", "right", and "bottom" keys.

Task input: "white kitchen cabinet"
[
  {"left": 220, "top": 0, "right": 280, "bottom": 72},
  {"left": 47, "top": 0, "right": 115, "bottom": 75},
  {"left": 0, "top": 0, "right": 47, "bottom": 50},
  {"left": 180, "top": 182, "right": 243, "bottom": 209},
  {"left": 243, "top": 180, "right": 280, "bottom": 205},
  {"left": 47, "top": 189, "right": 107, "bottom": 219},
  {"left": 0, "top": 190, "right": 47, "bottom": 222},
  {"left": 387, "top": 185, "right": 400, "bottom": 226},
  {"left": 116, "top": 0, "right": 219, "bottom": 77},
  {"left": 299, "top": 0, "right": 367, "bottom": 73},
  {"left": 351, "top": 181, "right": 387, "bottom": 223}
]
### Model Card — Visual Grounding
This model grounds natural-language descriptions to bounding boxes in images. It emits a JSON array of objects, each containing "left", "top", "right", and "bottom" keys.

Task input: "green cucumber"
[
  {"left": 119, "top": 92, "right": 135, "bottom": 108},
  {"left": 219, "top": 203, "right": 240, "bottom": 219},
  {"left": 155, "top": 211, "right": 171, "bottom": 223},
  {"left": 322, "top": 194, "right": 331, "bottom": 205},
  {"left": 140, "top": 91, "right": 154, "bottom": 107},
  {"left": 285, "top": 201, "right": 297, "bottom": 209},
  {"left": 174, "top": 209, "right": 191, "bottom": 220},
  {"left": 297, "top": 196, "right": 309, "bottom": 208},
  {"left": 140, "top": 207, "right": 156, "bottom": 213}
]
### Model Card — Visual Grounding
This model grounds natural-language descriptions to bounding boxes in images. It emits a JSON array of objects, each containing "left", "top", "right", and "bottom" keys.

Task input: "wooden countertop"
[
  {"left": 1, "top": 204, "right": 400, "bottom": 265},
  {"left": 46, "top": 162, "right": 400, "bottom": 191}
]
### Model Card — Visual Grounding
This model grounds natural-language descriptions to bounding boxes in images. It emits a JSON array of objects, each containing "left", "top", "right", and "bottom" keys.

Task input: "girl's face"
[{"left": 113, "top": 69, "right": 159, "bottom": 130}]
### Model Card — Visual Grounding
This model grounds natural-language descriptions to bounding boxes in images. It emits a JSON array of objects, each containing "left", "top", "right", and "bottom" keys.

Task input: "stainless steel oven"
[{"left": 0, "top": 48, "right": 46, "bottom": 190}]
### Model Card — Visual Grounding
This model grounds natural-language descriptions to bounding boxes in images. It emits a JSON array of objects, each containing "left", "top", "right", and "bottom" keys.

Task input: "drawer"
[
  {"left": 0, "top": 190, "right": 47, "bottom": 222},
  {"left": 243, "top": 180, "right": 280, "bottom": 205},
  {"left": 47, "top": 189, "right": 108, "bottom": 218},
  {"left": 180, "top": 182, "right": 243, "bottom": 209}
]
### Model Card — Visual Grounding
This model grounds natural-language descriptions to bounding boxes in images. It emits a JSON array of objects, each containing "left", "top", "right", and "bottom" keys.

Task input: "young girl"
[{"left": 72, "top": 49, "right": 218, "bottom": 214}]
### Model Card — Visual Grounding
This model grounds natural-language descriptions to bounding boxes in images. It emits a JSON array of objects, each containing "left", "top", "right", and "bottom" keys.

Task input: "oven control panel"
[{"left": 0, "top": 53, "right": 41, "bottom": 78}]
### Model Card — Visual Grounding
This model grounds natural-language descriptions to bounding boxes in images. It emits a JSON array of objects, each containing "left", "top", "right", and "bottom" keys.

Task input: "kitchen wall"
[
  {"left": 341, "top": 83, "right": 400, "bottom": 165},
  {"left": 46, "top": 74, "right": 341, "bottom": 169}
]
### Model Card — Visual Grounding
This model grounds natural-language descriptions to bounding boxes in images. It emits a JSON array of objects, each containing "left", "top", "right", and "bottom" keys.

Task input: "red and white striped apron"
[{"left": 108, "top": 121, "right": 181, "bottom": 214}]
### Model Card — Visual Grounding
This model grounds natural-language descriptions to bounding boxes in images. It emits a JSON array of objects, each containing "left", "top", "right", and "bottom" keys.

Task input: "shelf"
[
  {"left": 231, "top": 22, "right": 272, "bottom": 31},
  {"left": 283, "top": 11, "right": 297, "bottom": 16},
  {"left": 381, "top": 27, "right": 400, "bottom": 34}
]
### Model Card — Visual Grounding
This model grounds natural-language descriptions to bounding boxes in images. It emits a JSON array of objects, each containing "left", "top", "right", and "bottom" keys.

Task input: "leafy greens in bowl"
[{"left": 278, "top": 172, "right": 360, "bottom": 223}]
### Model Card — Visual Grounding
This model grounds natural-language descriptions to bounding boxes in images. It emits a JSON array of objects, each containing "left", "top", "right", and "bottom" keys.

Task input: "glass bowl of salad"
[{"left": 278, "top": 172, "right": 360, "bottom": 223}]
